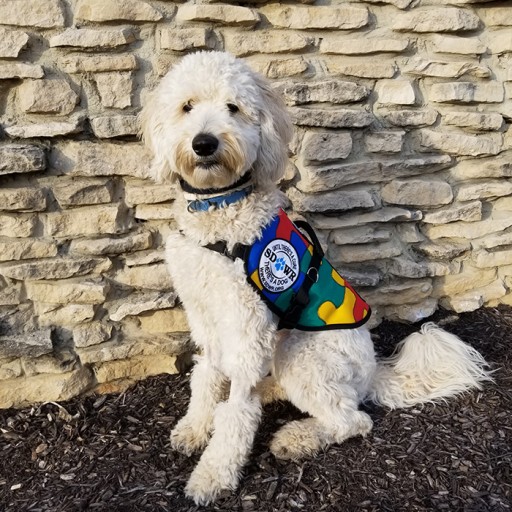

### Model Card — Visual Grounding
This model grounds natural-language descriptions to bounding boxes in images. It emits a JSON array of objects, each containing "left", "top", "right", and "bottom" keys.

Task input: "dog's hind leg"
[
  {"left": 171, "top": 355, "right": 227, "bottom": 456},
  {"left": 255, "top": 375, "right": 287, "bottom": 405},
  {"left": 270, "top": 383, "right": 373, "bottom": 460},
  {"left": 185, "top": 379, "right": 262, "bottom": 505}
]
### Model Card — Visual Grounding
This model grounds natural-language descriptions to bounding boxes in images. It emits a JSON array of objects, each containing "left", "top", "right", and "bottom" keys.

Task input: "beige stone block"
[
  {"left": 21, "top": 354, "right": 76, "bottom": 377},
  {"left": 418, "top": 129, "right": 503, "bottom": 156},
  {"left": 429, "top": 81, "right": 504, "bottom": 103},
  {"left": 0, "top": 28, "right": 29, "bottom": 57},
  {"left": 73, "top": 323, "right": 113, "bottom": 348},
  {"left": 135, "top": 204, "right": 174, "bottom": 221},
  {"left": 393, "top": 8, "right": 480, "bottom": 33},
  {"left": 44, "top": 205, "right": 127, "bottom": 238},
  {"left": 396, "top": 224, "right": 424, "bottom": 244},
  {"left": 488, "top": 30, "right": 512, "bottom": 54},
  {"left": 224, "top": 31, "right": 309, "bottom": 57},
  {"left": 388, "top": 257, "right": 460, "bottom": 279},
  {"left": 450, "top": 154, "right": 512, "bottom": 180},
  {"left": 0, "top": 238, "right": 57, "bottom": 262},
  {"left": 375, "top": 79, "right": 415, "bottom": 105},
  {"left": 53, "top": 178, "right": 114, "bottom": 207},
  {"left": 363, "top": 0, "right": 414, "bottom": 8},
  {"left": 326, "top": 59, "right": 397, "bottom": 79},
  {"left": 0, "top": 257, "right": 111, "bottom": 281},
  {"left": 76, "top": 0, "right": 162, "bottom": 22},
  {"left": 320, "top": 37, "right": 408, "bottom": 55},
  {"left": 177, "top": 4, "right": 258, "bottom": 26},
  {"left": 50, "top": 28, "right": 135, "bottom": 49},
  {"left": 384, "top": 299, "right": 439, "bottom": 324},
  {"left": 363, "top": 279, "right": 433, "bottom": 307},
  {"left": 109, "top": 291, "right": 177, "bottom": 322},
  {"left": 365, "top": 131, "right": 404, "bottom": 153},
  {"left": 473, "top": 248, "right": 512, "bottom": 268},
  {"left": 381, "top": 109, "right": 438, "bottom": 127},
  {"left": 0, "top": 0, "right": 65, "bottom": 28},
  {"left": 152, "top": 54, "right": 179, "bottom": 77},
  {"left": 114, "top": 263, "right": 172, "bottom": 290},
  {"left": 5, "top": 119, "right": 83, "bottom": 138},
  {"left": 440, "top": 279, "right": 507, "bottom": 313},
  {"left": 297, "top": 162, "right": 379, "bottom": 194},
  {"left": 311, "top": 207, "right": 422, "bottom": 230},
  {"left": 443, "top": 111, "right": 503, "bottom": 131},
  {"left": 0, "top": 359, "right": 23, "bottom": 380},
  {"left": 0, "top": 187, "right": 46, "bottom": 212},
  {"left": 422, "top": 200, "right": 482, "bottom": 224},
  {"left": 260, "top": 5, "right": 368, "bottom": 30},
  {"left": 423, "top": 214, "right": 512, "bottom": 240},
  {"left": 493, "top": 196, "right": 512, "bottom": 211},
  {"left": 0, "top": 367, "right": 94, "bottom": 409},
  {"left": 455, "top": 181, "right": 512, "bottom": 201},
  {"left": 248, "top": 57, "right": 308, "bottom": 79},
  {"left": 288, "top": 187, "right": 376, "bottom": 213},
  {"left": 472, "top": 231, "right": 512, "bottom": 251},
  {"left": 0, "top": 144, "right": 45, "bottom": 176},
  {"left": 302, "top": 132, "right": 352, "bottom": 165},
  {"left": 26, "top": 278, "right": 108, "bottom": 304},
  {"left": 0, "top": 329, "right": 53, "bottom": 359},
  {"left": 431, "top": 35, "right": 486, "bottom": 55},
  {"left": 479, "top": 8, "right": 512, "bottom": 27},
  {"left": 404, "top": 58, "right": 490, "bottom": 78},
  {"left": 0, "top": 214, "right": 36, "bottom": 237},
  {"left": 70, "top": 231, "right": 152, "bottom": 255},
  {"left": 0, "top": 63, "right": 43, "bottom": 80},
  {"left": 382, "top": 179, "right": 453, "bottom": 207},
  {"left": 329, "top": 241, "right": 402, "bottom": 264},
  {"left": 417, "top": 239, "right": 470, "bottom": 260},
  {"left": 160, "top": 28, "right": 210, "bottom": 51},
  {"left": 331, "top": 226, "right": 392, "bottom": 246},
  {"left": 51, "top": 141, "right": 150, "bottom": 179},
  {"left": 0, "top": 281, "right": 22, "bottom": 306},
  {"left": 17, "top": 79, "right": 78, "bottom": 115},
  {"left": 61, "top": 55, "right": 137, "bottom": 73},
  {"left": 91, "top": 115, "right": 139, "bottom": 138},
  {"left": 94, "top": 72, "right": 133, "bottom": 109},
  {"left": 124, "top": 180, "right": 175, "bottom": 207},
  {"left": 36, "top": 303, "right": 95, "bottom": 326},
  {"left": 138, "top": 308, "right": 189, "bottom": 334},
  {"left": 283, "top": 80, "right": 369, "bottom": 105},
  {"left": 94, "top": 354, "right": 177, "bottom": 383},
  {"left": 290, "top": 107, "right": 373, "bottom": 128},
  {"left": 122, "top": 249, "right": 164, "bottom": 267}
]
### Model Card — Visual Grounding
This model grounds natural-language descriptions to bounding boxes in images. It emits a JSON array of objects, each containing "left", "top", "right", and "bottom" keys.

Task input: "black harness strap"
[{"left": 276, "top": 220, "right": 324, "bottom": 330}]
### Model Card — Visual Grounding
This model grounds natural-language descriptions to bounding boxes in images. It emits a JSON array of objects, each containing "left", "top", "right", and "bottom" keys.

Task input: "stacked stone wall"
[{"left": 0, "top": 0, "right": 511, "bottom": 407}]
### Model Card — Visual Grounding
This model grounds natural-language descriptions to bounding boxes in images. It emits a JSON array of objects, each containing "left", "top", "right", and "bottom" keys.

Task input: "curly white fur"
[{"left": 140, "top": 51, "right": 492, "bottom": 505}]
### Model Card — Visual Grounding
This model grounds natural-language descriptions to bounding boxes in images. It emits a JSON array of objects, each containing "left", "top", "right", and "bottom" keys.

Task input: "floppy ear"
[
  {"left": 252, "top": 73, "right": 293, "bottom": 186},
  {"left": 139, "top": 86, "right": 175, "bottom": 184}
]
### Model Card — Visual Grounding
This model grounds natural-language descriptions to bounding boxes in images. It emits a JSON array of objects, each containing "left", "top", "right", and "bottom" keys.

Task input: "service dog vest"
[{"left": 205, "top": 209, "right": 371, "bottom": 331}]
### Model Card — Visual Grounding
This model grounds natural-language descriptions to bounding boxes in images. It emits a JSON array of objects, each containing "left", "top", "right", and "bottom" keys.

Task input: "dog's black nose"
[{"left": 192, "top": 133, "right": 219, "bottom": 157}]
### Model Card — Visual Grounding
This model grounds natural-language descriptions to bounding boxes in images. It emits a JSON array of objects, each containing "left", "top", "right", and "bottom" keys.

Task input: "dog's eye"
[
  {"left": 183, "top": 102, "right": 193, "bottom": 113},
  {"left": 227, "top": 103, "right": 239, "bottom": 114}
]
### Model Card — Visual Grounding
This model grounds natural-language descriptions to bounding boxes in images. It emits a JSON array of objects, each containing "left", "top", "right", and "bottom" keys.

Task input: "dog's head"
[{"left": 140, "top": 51, "right": 293, "bottom": 190}]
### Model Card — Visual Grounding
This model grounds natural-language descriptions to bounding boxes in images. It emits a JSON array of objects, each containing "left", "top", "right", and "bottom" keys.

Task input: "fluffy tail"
[{"left": 367, "top": 322, "right": 493, "bottom": 409}]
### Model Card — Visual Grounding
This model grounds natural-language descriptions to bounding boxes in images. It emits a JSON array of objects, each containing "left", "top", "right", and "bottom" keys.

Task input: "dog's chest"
[{"left": 165, "top": 233, "right": 269, "bottom": 334}]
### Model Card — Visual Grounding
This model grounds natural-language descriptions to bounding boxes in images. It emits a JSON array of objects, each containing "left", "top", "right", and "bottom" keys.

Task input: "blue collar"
[
  {"left": 186, "top": 184, "right": 254, "bottom": 212},
  {"left": 180, "top": 172, "right": 254, "bottom": 213}
]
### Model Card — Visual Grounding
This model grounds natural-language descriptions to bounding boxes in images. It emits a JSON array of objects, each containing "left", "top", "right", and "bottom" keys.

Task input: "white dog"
[{"left": 141, "top": 51, "right": 491, "bottom": 505}]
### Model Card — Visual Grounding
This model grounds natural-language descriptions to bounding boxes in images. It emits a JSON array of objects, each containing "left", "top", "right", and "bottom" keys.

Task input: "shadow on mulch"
[{"left": 1, "top": 306, "right": 511, "bottom": 512}]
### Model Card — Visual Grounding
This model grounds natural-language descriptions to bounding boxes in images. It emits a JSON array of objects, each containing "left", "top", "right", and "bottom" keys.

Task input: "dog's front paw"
[
  {"left": 170, "top": 418, "right": 209, "bottom": 456},
  {"left": 185, "top": 458, "right": 237, "bottom": 505}
]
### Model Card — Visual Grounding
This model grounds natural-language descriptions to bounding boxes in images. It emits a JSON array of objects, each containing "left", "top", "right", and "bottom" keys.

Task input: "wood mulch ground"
[{"left": 1, "top": 306, "right": 511, "bottom": 512}]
